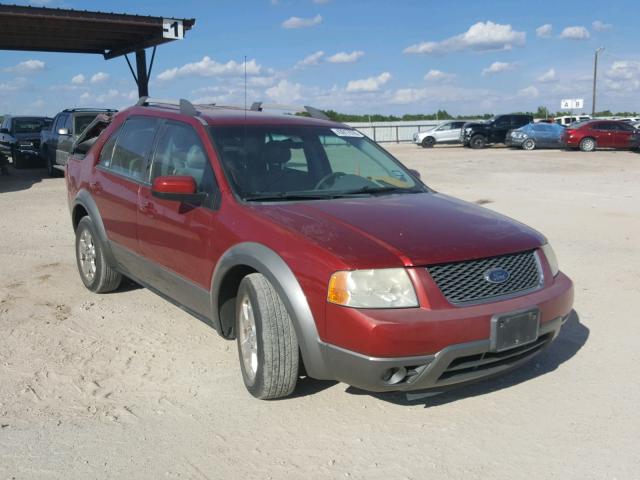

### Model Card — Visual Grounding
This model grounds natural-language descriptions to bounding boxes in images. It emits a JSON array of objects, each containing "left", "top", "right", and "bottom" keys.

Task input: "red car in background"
[{"left": 562, "top": 120, "right": 640, "bottom": 151}]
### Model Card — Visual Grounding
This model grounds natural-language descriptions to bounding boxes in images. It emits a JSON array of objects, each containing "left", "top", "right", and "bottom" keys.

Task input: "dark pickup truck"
[
  {"left": 461, "top": 114, "right": 533, "bottom": 149},
  {"left": 0, "top": 115, "right": 52, "bottom": 168},
  {"left": 41, "top": 108, "right": 116, "bottom": 176}
]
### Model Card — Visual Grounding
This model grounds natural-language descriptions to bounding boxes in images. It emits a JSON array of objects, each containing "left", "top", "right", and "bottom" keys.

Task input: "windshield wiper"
[
  {"left": 243, "top": 192, "right": 340, "bottom": 202},
  {"left": 337, "top": 186, "right": 424, "bottom": 196}
]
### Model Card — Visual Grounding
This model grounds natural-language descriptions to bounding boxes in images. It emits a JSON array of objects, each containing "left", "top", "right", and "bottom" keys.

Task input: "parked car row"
[
  {"left": 413, "top": 114, "right": 640, "bottom": 152},
  {"left": 0, "top": 108, "right": 117, "bottom": 173}
]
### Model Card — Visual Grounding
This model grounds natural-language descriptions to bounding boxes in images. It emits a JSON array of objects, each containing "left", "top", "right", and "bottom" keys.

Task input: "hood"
[{"left": 250, "top": 193, "right": 545, "bottom": 268}]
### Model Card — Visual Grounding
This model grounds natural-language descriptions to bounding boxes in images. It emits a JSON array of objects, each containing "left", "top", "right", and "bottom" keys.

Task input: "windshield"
[
  {"left": 209, "top": 125, "right": 426, "bottom": 201},
  {"left": 13, "top": 118, "right": 47, "bottom": 134}
]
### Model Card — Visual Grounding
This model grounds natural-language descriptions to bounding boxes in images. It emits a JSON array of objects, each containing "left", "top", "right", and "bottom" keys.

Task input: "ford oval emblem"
[{"left": 484, "top": 267, "right": 510, "bottom": 284}]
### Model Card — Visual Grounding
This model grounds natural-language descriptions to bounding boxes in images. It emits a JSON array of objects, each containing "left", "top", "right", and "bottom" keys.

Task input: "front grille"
[
  {"left": 427, "top": 250, "right": 541, "bottom": 305},
  {"left": 437, "top": 333, "right": 552, "bottom": 382}
]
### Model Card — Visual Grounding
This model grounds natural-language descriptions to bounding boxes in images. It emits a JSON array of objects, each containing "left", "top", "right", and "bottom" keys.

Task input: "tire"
[
  {"left": 522, "top": 138, "right": 536, "bottom": 151},
  {"left": 75, "top": 216, "right": 122, "bottom": 293},
  {"left": 470, "top": 135, "right": 487, "bottom": 149},
  {"left": 11, "top": 146, "right": 22, "bottom": 169},
  {"left": 45, "top": 149, "right": 61, "bottom": 177},
  {"left": 579, "top": 137, "right": 596, "bottom": 152},
  {"left": 421, "top": 136, "right": 435, "bottom": 148},
  {"left": 235, "top": 273, "right": 299, "bottom": 399}
]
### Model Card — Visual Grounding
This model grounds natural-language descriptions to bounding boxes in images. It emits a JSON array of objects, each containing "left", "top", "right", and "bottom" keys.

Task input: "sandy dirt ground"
[{"left": 1, "top": 144, "right": 639, "bottom": 479}]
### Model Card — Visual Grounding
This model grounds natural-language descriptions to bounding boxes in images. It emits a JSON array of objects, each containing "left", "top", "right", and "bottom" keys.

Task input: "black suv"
[
  {"left": 41, "top": 108, "right": 116, "bottom": 176},
  {"left": 461, "top": 114, "right": 533, "bottom": 149},
  {"left": 0, "top": 115, "right": 52, "bottom": 168}
]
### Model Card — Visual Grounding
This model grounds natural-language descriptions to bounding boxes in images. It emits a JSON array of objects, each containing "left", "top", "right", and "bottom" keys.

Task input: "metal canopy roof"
[{"left": 0, "top": 4, "right": 195, "bottom": 59}]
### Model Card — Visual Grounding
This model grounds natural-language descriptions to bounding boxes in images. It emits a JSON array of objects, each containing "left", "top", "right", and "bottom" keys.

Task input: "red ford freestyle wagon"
[{"left": 66, "top": 98, "right": 574, "bottom": 399}]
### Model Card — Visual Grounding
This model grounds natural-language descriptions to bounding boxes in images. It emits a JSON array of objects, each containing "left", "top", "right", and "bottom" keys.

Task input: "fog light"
[{"left": 383, "top": 367, "right": 407, "bottom": 385}]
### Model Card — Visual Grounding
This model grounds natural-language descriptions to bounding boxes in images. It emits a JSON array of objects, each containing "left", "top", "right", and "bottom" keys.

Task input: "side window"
[
  {"left": 453, "top": 122, "right": 465, "bottom": 129},
  {"left": 494, "top": 117, "right": 510, "bottom": 128},
  {"left": 593, "top": 123, "right": 610, "bottom": 131},
  {"left": 54, "top": 114, "right": 66, "bottom": 132},
  {"left": 108, "top": 116, "right": 159, "bottom": 181},
  {"left": 150, "top": 121, "right": 215, "bottom": 192},
  {"left": 98, "top": 127, "right": 120, "bottom": 168},
  {"left": 64, "top": 114, "right": 73, "bottom": 131}
]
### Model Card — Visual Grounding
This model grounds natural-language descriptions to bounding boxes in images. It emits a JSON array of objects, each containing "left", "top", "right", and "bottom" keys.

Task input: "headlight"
[
  {"left": 465, "top": 127, "right": 473, "bottom": 133},
  {"left": 541, "top": 244, "right": 559, "bottom": 277},
  {"left": 512, "top": 132, "right": 526, "bottom": 139},
  {"left": 327, "top": 268, "right": 418, "bottom": 308}
]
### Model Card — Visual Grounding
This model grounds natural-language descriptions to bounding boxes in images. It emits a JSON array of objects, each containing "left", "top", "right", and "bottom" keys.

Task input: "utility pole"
[{"left": 592, "top": 47, "right": 604, "bottom": 116}]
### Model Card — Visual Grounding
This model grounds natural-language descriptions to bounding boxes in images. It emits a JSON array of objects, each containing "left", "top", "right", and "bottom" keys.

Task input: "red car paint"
[
  {"left": 562, "top": 119, "right": 639, "bottom": 149},
  {"left": 67, "top": 105, "right": 573, "bottom": 363}
]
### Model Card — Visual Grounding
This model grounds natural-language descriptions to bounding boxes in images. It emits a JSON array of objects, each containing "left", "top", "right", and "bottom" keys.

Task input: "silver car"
[{"left": 413, "top": 121, "right": 466, "bottom": 148}]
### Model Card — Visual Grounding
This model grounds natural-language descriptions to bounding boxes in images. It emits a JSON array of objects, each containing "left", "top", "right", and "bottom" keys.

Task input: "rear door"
[
  {"left": 492, "top": 116, "right": 511, "bottom": 143},
  {"left": 92, "top": 116, "right": 160, "bottom": 261},
  {"left": 434, "top": 122, "right": 457, "bottom": 142},
  {"left": 137, "top": 120, "right": 218, "bottom": 302}
]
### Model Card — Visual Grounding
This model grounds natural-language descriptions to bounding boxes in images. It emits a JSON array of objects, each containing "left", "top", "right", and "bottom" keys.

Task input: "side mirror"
[
  {"left": 58, "top": 128, "right": 70, "bottom": 136},
  {"left": 151, "top": 175, "right": 206, "bottom": 204},
  {"left": 409, "top": 169, "right": 421, "bottom": 180}
]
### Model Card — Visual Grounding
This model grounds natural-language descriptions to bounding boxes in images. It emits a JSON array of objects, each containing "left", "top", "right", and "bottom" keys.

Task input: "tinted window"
[
  {"left": 150, "top": 121, "right": 215, "bottom": 192},
  {"left": 53, "top": 114, "right": 66, "bottom": 131},
  {"left": 453, "top": 122, "right": 465, "bottom": 129},
  {"left": 74, "top": 114, "right": 98, "bottom": 136},
  {"left": 107, "top": 117, "right": 159, "bottom": 180},
  {"left": 12, "top": 118, "right": 47, "bottom": 134},
  {"left": 593, "top": 122, "right": 612, "bottom": 131},
  {"left": 437, "top": 123, "right": 453, "bottom": 131},
  {"left": 63, "top": 115, "right": 73, "bottom": 131},
  {"left": 615, "top": 123, "right": 636, "bottom": 132},
  {"left": 494, "top": 117, "right": 510, "bottom": 128}
]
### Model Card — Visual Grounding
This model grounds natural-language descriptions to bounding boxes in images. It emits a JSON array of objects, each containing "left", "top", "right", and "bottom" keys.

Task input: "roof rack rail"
[
  {"left": 136, "top": 97, "right": 198, "bottom": 116},
  {"left": 63, "top": 107, "right": 118, "bottom": 113},
  {"left": 249, "top": 102, "right": 330, "bottom": 121}
]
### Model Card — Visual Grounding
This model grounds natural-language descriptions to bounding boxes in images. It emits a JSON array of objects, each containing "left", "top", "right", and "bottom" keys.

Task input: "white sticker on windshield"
[{"left": 331, "top": 128, "right": 364, "bottom": 138}]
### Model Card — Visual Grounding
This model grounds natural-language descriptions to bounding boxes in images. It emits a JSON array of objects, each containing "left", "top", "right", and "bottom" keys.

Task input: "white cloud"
[
  {"left": 327, "top": 51, "right": 364, "bottom": 63},
  {"left": 536, "top": 24, "right": 553, "bottom": 38},
  {"left": 71, "top": 74, "right": 85, "bottom": 85},
  {"left": 0, "top": 77, "right": 28, "bottom": 92},
  {"left": 4, "top": 59, "right": 45, "bottom": 73},
  {"left": 265, "top": 80, "right": 303, "bottom": 103},
  {"left": 346, "top": 72, "right": 392, "bottom": 92},
  {"left": 592, "top": 20, "right": 612, "bottom": 32},
  {"left": 424, "top": 69, "right": 456, "bottom": 83},
  {"left": 404, "top": 21, "right": 525, "bottom": 55},
  {"left": 313, "top": 0, "right": 331, "bottom": 3},
  {"left": 482, "top": 61, "right": 516, "bottom": 76},
  {"left": 90, "top": 72, "right": 109, "bottom": 84},
  {"left": 282, "top": 14, "right": 322, "bottom": 29},
  {"left": 297, "top": 51, "right": 325, "bottom": 67},
  {"left": 537, "top": 68, "right": 556, "bottom": 82},
  {"left": 604, "top": 61, "right": 640, "bottom": 92},
  {"left": 518, "top": 86, "right": 539, "bottom": 98},
  {"left": 560, "top": 26, "right": 590, "bottom": 40},
  {"left": 157, "top": 57, "right": 263, "bottom": 81}
]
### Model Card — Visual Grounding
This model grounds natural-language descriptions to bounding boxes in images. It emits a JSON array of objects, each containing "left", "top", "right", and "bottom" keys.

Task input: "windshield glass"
[
  {"left": 13, "top": 118, "right": 47, "bottom": 134},
  {"left": 209, "top": 125, "right": 425, "bottom": 201}
]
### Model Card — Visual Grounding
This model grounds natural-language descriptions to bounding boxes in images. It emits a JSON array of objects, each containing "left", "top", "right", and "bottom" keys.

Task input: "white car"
[
  {"left": 412, "top": 121, "right": 466, "bottom": 148},
  {"left": 555, "top": 115, "right": 591, "bottom": 127}
]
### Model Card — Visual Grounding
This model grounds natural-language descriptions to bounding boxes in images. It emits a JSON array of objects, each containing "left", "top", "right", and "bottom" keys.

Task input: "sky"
[{"left": 1, "top": 0, "right": 638, "bottom": 117}]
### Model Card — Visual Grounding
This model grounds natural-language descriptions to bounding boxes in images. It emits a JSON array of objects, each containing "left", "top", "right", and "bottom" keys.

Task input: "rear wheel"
[
  {"left": 470, "top": 135, "right": 487, "bottom": 149},
  {"left": 421, "top": 136, "right": 435, "bottom": 148},
  {"left": 75, "top": 217, "right": 122, "bottom": 293},
  {"left": 579, "top": 137, "right": 596, "bottom": 152},
  {"left": 522, "top": 138, "right": 536, "bottom": 151},
  {"left": 236, "top": 273, "right": 299, "bottom": 399}
]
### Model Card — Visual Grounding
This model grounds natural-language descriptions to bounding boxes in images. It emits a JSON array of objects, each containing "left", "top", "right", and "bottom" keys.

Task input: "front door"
[
  {"left": 137, "top": 120, "right": 218, "bottom": 315},
  {"left": 592, "top": 122, "right": 615, "bottom": 148}
]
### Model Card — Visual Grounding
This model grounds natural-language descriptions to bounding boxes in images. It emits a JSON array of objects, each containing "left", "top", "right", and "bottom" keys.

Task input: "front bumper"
[
  {"left": 505, "top": 136, "right": 525, "bottom": 147},
  {"left": 320, "top": 315, "right": 565, "bottom": 392}
]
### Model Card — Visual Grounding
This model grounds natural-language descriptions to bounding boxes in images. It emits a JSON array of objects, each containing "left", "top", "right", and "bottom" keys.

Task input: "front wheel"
[
  {"left": 75, "top": 217, "right": 122, "bottom": 293},
  {"left": 522, "top": 138, "right": 536, "bottom": 151},
  {"left": 421, "top": 136, "right": 435, "bottom": 148},
  {"left": 470, "top": 135, "right": 487, "bottom": 149},
  {"left": 11, "top": 146, "right": 22, "bottom": 169},
  {"left": 236, "top": 273, "right": 299, "bottom": 399},
  {"left": 46, "top": 149, "right": 61, "bottom": 177},
  {"left": 579, "top": 137, "right": 596, "bottom": 152}
]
